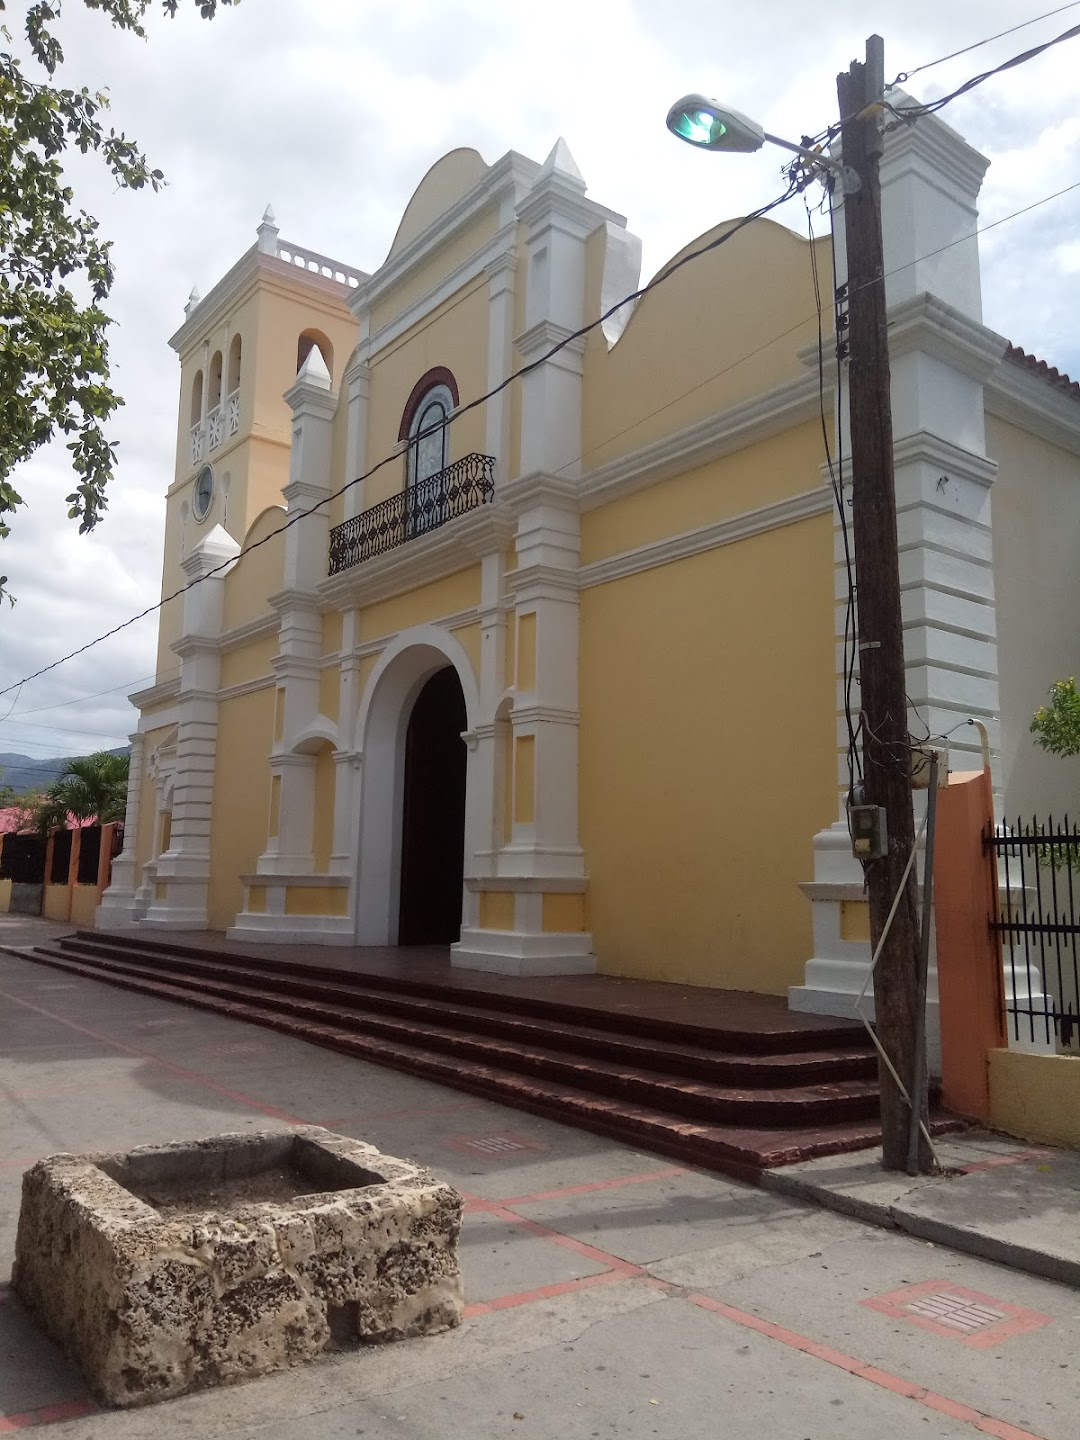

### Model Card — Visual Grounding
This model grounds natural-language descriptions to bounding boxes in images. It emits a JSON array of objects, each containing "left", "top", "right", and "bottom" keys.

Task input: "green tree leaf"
[{"left": 0, "top": 0, "right": 234, "bottom": 600}]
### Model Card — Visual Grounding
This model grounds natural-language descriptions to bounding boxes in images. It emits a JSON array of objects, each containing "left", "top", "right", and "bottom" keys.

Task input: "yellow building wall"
[
  {"left": 358, "top": 567, "right": 481, "bottom": 643},
  {"left": 220, "top": 634, "right": 279, "bottom": 690},
  {"left": 319, "top": 664, "right": 340, "bottom": 724},
  {"left": 364, "top": 282, "right": 489, "bottom": 502},
  {"left": 583, "top": 220, "right": 829, "bottom": 469},
  {"left": 70, "top": 885, "right": 99, "bottom": 928},
  {"left": 0, "top": 878, "right": 11, "bottom": 913},
  {"left": 208, "top": 686, "right": 275, "bottom": 931},
  {"left": 221, "top": 509, "right": 285, "bottom": 634},
  {"left": 580, "top": 421, "right": 824, "bottom": 566},
  {"left": 989, "top": 1050, "right": 1080, "bottom": 1150},
  {"left": 579, "top": 511, "right": 836, "bottom": 992},
  {"left": 372, "top": 206, "right": 497, "bottom": 332}
]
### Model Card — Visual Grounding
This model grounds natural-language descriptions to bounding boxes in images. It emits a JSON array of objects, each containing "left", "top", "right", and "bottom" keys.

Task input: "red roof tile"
[{"left": 1005, "top": 344, "right": 1080, "bottom": 399}]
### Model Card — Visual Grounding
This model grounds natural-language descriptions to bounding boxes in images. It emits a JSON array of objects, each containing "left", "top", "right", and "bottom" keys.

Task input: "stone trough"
[{"left": 11, "top": 1127, "right": 464, "bottom": 1407}]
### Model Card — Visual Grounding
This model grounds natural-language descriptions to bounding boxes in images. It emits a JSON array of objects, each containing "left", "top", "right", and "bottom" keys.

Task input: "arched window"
[
  {"left": 398, "top": 369, "right": 459, "bottom": 537},
  {"left": 190, "top": 369, "right": 203, "bottom": 428},
  {"left": 297, "top": 328, "right": 333, "bottom": 380},
  {"left": 227, "top": 334, "right": 242, "bottom": 394},
  {"left": 208, "top": 350, "right": 223, "bottom": 410}
]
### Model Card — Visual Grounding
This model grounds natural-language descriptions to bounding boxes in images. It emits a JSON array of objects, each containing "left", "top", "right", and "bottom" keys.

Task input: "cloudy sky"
[{"left": 1, "top": 0, "right": 1078, "bottom": 775}]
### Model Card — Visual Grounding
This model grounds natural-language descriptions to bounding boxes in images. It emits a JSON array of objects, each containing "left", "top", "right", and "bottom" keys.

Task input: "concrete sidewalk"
[
  {"left": 3, "top": 931, "right": 1080, "bottom": 1439},
  {"left": 766, "top": 1129, "right": 1080, "bottom": 1288}
]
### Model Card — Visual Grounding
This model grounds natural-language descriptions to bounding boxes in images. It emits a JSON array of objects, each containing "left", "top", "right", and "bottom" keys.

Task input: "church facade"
[{"left": 99, "top": 107, "right": 1080, "bottom": 1021}]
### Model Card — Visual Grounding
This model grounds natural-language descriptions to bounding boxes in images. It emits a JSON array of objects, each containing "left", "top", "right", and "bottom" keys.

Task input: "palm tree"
[{"left": 36, "top": 751, "right": 130, "bottom": 832}]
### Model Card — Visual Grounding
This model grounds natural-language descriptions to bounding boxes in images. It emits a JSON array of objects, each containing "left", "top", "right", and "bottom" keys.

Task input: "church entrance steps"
[{"left": 19, "top": 930, "right": 963, "bottom": 1180}]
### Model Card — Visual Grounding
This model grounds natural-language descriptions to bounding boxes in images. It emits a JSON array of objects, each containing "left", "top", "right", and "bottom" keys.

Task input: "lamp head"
[{"left": 665, "top": 94, "right": 765, "bottom": 154}]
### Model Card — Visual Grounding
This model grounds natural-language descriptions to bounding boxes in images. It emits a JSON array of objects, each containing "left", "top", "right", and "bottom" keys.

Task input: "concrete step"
[
  {"left": 54, "top": 935, "right": 878, "bottom": 1088},
  {"left": 20, "top": 944, "right": 963, "bottom": 1179},
  {"left": 36, "top": 943, "right": 881, "bottom": 1126},
  {"left": 68, "top": 929, "right": 871, "bottom": 1055}
]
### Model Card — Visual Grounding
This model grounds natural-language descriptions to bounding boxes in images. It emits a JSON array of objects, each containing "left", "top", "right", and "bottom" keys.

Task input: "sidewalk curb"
[{"left": 761, "top": 1167, "right": 1080, "bottom": 1290}]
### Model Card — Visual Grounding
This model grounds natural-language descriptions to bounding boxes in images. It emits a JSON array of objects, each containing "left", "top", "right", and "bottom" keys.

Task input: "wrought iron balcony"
[{"left": 328, "top": 453, "right": 495, "bottom": 575}]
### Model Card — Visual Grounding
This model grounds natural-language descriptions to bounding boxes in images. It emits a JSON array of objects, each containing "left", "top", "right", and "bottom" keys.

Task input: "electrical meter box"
[{"left": 849, "top": 804, "right": 887, "bottom": 861}]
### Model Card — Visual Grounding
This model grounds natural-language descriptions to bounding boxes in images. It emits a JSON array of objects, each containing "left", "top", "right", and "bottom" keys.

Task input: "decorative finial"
[
  {"left": 184, "top": 285, "right": 201, "bottom": 317},
  {"left": 256, "top": 204, "right": 280, "bottom": 256}
]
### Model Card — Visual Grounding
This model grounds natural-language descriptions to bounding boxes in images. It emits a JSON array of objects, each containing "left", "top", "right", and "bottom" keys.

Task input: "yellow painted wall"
[
  {"left": 313, "top": 744, "right": 336, "bottom": 872},
  {"left": 0, "top": 878, "right": 11, "bottom": 913},
  {"left": 208, "top": 687, "right": 275, "bottom": 931},
  {"left": 364, "top": 283, "right": 489, "bottom": 501},
  {"left": 71, "top": 886, "right": 99, "bottom": 928},
  {"left": 450, "top": 621, "right": 481, "bottom": 677},
  {"left": 387, "top": 149, "right": 489, "bottom": 259},
  {"left": 583, "top": 221, "right": 828, "bottom": 470},
  {"left": 516, "top": 612, "right": 536, "bottom": 690},
  {"left": 358, "top": 567, "right": 480, "bottom": 643},
  {"left": 989, "top": 1049, "right": 1080, "bottom": 1150},
  {"left": 319, "top": 664, "right": 341, "bottom": 724},
  {"left": 580, "top": 422, "right": 824, "bottom": 566},
  {"left": 579, "top": 512, "right": 836, "bottom": 992},
  {"left": 542, "top": 892, "right": 586, "bottom": 933},
  {"left": 514, "top": 735, "right": 535, "bottom": 824},
  {"left": 221, "top": 508, "right": 285, "bottom": 634},
  {"left": 322, "top": 611, "right": 343, "bottom": 654},
  {"left": 42, "top": 886, "right": 71, "bottom": 923},
  {"left": 220, "top": 637, "right": 278, "bottom": 690},
  {"left": 479, "top": 891, "right": 515, "bottom": 930},
  {"left": 372, "top": 207, "right": 498, "bottom": 333},
  {"left": 284, "top": 885, "right": 348, "bottom": 917}
]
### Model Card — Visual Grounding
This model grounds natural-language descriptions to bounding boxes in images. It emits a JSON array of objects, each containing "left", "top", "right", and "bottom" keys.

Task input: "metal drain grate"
[
  {"left": 444, "top": 1132, "right": 547, "bottom": 1158},
  {"left": 902, "top": 1291, "right": 1006, "bottom": 1333}
]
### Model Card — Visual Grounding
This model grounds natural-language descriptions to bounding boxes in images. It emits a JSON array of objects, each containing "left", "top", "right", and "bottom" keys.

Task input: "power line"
[
  {"left": 2, "top": 155, "right": 1078, "bottom": 707},
  {"left": 886, "top": 18, "right": 1080, "bottom": 123},
  {"left": 0, "top": 181, "right": 800, "bottom": 703},
  {"left": 2, "top": 667, "right": 176, "bottom": 719},
  {"left": 892, "top": 1, "right": 1080, "bottom": 84}
]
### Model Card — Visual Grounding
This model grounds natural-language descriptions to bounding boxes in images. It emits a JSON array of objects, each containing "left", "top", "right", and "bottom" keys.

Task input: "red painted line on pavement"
[
  {"left": 0, "top": 983, "right": 309, "bottom": 1127},
  {"left": 496, "top": 1166, "right": 689, "bottom": 1207},
  {"left": 4, "top": 1076, "right": 141, "bottom": 1100},
  {"left": 459, "top": 1190, "right": 641, "bottom": 1275},
  {"left": 464, "top": 1269, "right": 628, "bottom": 1318},
  {"left": 686, "top": 1292, "right": 1049, "bottom": 1440},
  {"left": 958, "top": 1149, "right": 1055, "bottom": 1174},
  {"left": 311, "top": 1099, "right": 487, "bottom": 1128},
  {"left": 0, "top": 1401, "right": 97, "bottom": 1432}
]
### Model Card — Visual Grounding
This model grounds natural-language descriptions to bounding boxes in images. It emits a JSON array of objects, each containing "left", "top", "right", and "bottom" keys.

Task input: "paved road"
[{"left": 0, "top": 945, "right": 1075, "bottom": 1440}]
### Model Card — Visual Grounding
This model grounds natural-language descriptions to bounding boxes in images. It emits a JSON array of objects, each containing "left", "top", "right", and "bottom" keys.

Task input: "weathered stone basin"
[{"left": 11, "top": 1127, "right": 463, "bottom": 1407}]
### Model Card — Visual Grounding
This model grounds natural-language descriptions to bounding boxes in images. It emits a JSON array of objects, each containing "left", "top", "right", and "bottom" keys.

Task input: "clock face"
[{"left": 193, "top": 464, "right": 214, "bottom": 520}]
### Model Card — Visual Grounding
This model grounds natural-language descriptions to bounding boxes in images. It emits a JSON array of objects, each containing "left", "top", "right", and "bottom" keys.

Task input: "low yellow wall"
[
  {"left": 988, "top": 1049, "right": 1080, "bottom": 1151},
  {"left": 0, "top": 878, "right": 11, "bottom": 913},
  {"left": 42, "top": 885, "right": 71, "bottom": 923},
  {"left": 70, "top": 885, "right": 99, "bottom": 928}
]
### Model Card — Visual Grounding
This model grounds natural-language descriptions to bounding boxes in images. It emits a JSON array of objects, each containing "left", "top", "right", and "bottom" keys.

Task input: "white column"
[
  {"left": 142, "top": 525, "right": 239, "bottom": 928},
  {"left": 484, "top": 253, "right": 516, "bottom": 467},
  {"left": 792, "top": 96, "right": 1010, "bottom": 1056}
]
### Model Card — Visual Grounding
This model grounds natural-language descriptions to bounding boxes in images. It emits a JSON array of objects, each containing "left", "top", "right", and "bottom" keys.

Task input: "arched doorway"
[{"left": 398, "top": 665, "right": 467, "bottom": 945}]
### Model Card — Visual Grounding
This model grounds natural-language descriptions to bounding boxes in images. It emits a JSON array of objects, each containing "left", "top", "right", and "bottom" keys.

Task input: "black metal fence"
[
  {"left": 327, "top": 453, "right": 496, "bottom": 575},
  {"left": 987, "top": 816, "right": 1080, "bottom": 1050}
]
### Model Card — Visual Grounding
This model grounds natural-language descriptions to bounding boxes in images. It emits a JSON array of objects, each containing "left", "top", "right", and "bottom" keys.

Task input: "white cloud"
[{"left": 2, "top": 0, "right": 1079, "bottom": 760}]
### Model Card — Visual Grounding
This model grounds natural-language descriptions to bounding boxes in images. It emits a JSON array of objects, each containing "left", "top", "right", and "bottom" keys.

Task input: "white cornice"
[
  {"left": 985, "top": 357, "right": 1080, "bottom": 458},
  {"left": 130, "top": 677, "right": 181, "bottom": 710},
  {"left": 886, "top": 293, "right": 1007, "bottom": 381},
  {"left": 319, "top": 504, "right": 513, "bottom": 609},
  {"left": 578, "top": 485, "right": 832, "bottom": 590},
  {"left": 219, "top": 614, "right": 279, "bottom": 652},
  {"left": 579, "top": 372, "right": 823, "bottom": 513},
  {"left": 352, "top": 152, "right": 539, "bottom": 315}
]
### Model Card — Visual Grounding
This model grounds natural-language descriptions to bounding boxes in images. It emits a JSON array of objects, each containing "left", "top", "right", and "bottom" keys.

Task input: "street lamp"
[{"left": 665, "top": 93, "right": 859, "bottom": 191}]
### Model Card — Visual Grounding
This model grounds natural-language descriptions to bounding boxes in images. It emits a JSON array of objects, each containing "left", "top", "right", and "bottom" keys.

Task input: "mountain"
[{"left": 0, "top": 748, "right": 130, "bottom": 797}]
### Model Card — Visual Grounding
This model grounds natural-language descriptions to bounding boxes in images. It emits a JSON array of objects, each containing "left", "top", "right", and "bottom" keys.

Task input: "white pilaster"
[
  {"left": 142, "top": 525, "right": 239, "bottom": 929},
  {"left": 792, "top": 96, "right": 1008, "bottom": 1050},
  {"left": 95, "top": 731, "right": 146, "bottom": 928}
]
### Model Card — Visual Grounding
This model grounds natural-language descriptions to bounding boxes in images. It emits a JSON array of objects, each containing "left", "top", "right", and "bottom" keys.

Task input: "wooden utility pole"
[{"left": 837, "top": 36, "right": 931, "bottom": 1171}]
